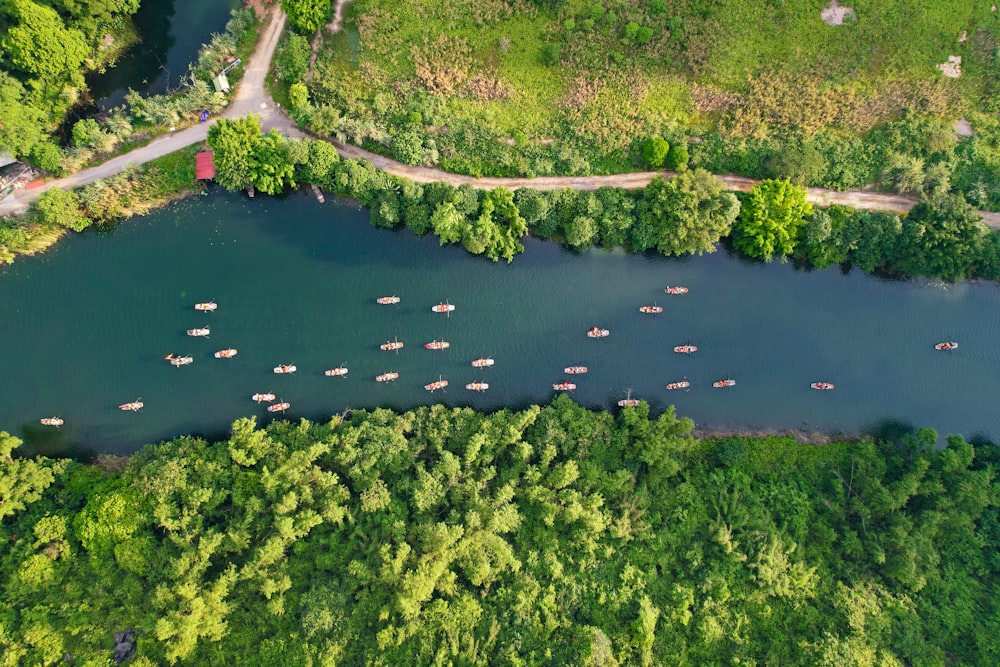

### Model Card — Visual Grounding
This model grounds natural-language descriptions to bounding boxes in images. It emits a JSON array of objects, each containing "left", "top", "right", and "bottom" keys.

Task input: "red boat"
[
  {"left": 186, "top": 327, "right": 210, "bottom": 337},
  {"left": 375, "top": 372, "right": 399, "bottom": 382},
  {"left": 380, "top": 339, "right": 404, "bottom": 351},
  {"left": 425, "top": 377, "right": 448, "bottom": 392},
  {"left": 252, "top": 393, "right": 276, "bottom": 403},
  {"left": 465, "top": 382, "right": 489, "bottom": 392},
  {"left": 39, "top": 417, "right": 64, "bottom": 427},
  {"left": 165, "top": 354, "right": 193, "bottom": 366},
  {"left": 267, "top": 402, "right": 290, "bottom": 413},
  {"left": 119, "top": 399, "right": 143, "bottom": 412},
  {"left": 553, "top": 382, "right": 576, "bottom": 391},
  {"left": 673, "top": 345, "right": 698, "bottom": 354},
  {"left": 325, "top": 367, "right": 349, "bottom": 377},
  {"left": 432, "top": 302, "right": 455, "bottom": 313},
  {"left": 587, "top": 327, "right": 610, "bottom": 338},
  {"left": 273, "top": 364, "right": 297, "bottom": 374},
  {"left": 376, "top": 296, "right": 400, "bottom": 305},
  {"left": 712, "top": 379, "right": 736, "bottom": 389},
  {"left": 424, "top": 340, "right": 450, "bottom": 350},
  {"left": 934, "top": 342, "right": 958, "bottom": 351},
  {"left": 564, "top": 366, "right": 588, "bottom": 374},
  {"left": 194, "top": 302, "right": 217, "bottom": 311},
  {"left": 664, "top": 286, "right": 688, "bottom": 295},
  {"left": 214, "top": 349, "right": 238, "bottom": 359},
  {"left": 471, "top": 357, "right": 494, "bottom": 368},
  {"left": 811, "top": 382, "right": 835, "bottom": 391},
  {"left": 639, "top": 305, "right": 663, "bottom": 314},
  {"left": 665, "top": 381, "right": 690, "bottom": 390}
]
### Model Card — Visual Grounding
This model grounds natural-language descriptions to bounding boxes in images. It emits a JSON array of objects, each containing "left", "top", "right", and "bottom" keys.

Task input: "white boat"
[
  {"left": 214, "top": 348, "right": 238, "bottom": 359},
  {"left": 252, "top": 393, "right": 276, "bottom": 403},
  {"left": 39, "top": 417, "right": 64, "bottom": 427},
  {"left": 564, "top": 366, "right": 588, "bottom": 374},
  {"left": 325, "top": 367, "right": 349, "bottom": 377},
  {"left": 810, "top": 382, "right": 835, "bottom": 391},
  {"left": 380, "top": 339, "right": 404, "bottom": 351},
  {"left": 119, "top": 399, "right": 143, "bottom": 412},
  {"left": 432, "top": 302, "right": 455, "bottom": 313},
  {"left": 664, "top": 286, "right": 688, "bottom": 295},
  {"left": 639, "top": 305, "right": 663, "bottom": 314},
  {"left": 376, "top": 296, "right": 400, "bottom": 305},
  {"left": 425, "top": 376, "right": 448, "bottom": 392},
  {"left": 665, "top": 381, "right": 690, "bottom": 390},
  {"left": 553, "top": 382, "right": 576, "bottom": 391},
  {"left": 713, "top": 378, "right": 736, "bottom": 389},
  {"left": 673, "top": 345, "right": 698, "bottom": 354},
  {"left": 424, "top": 340, "right": 450, "bottom": 350},
  {"left": 471, "top": 357, "right": 494, "bottom": 368},
  {"left": 273, "top": 364, "right": 297, "bottom": 374},
  {"left": 934, "top": 341, "right": 958, "bottom": 351},
  {"left": 376, "top": 372, "right": 399, "bottom": 382},
  {"left": 194, "top": 302, "right": 217, "bottom": 311},
  {"left": 267, "top": 402, "right": 290, "bottom": 413},
  {"left": 587, "top": 327, "right": 610, "bottom": 338},
  {"left": 186, "top": 327, "right": 210, "bottom": 337},
  {"left": 465, "top": 382, "right": 489, "bottom": 392},
  {"left": 165, "top": 354, "right": 193, "bottom": 366}
]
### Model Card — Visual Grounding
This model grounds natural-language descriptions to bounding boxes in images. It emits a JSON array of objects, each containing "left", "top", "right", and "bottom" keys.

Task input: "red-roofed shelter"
[{"left": 196, "top": 151, "right": 216, "bottom": 180}]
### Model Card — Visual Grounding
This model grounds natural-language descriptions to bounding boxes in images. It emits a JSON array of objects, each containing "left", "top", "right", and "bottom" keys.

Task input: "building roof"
[{"left": 195, "top": 151, "right": 216, "bottom": 180}]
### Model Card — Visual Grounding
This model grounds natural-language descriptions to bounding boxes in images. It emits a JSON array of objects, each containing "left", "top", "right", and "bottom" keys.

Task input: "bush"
[
  {"left": 665, "top": 144, "right": 689, "bottom": 171},
  {"left": 29, "top": 141, "right": 63, "bottom": 175},
  {"left": 391, "top": 130, "right": 425, "bottom": 165},
  {"left": 642, "top": 137, "right": 670, "bottom": 168},
  {"left": 540, "top": 43, "right": 560, "bottom": 66},
  {"left": 35, "top": 187, "right": 89, "bottom": 232},
  {"left": 274, "top": 33, "right": 311, "bottom": 83}
]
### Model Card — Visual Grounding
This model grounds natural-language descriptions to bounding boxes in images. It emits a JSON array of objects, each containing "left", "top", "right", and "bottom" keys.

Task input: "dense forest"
[{"left": 2, "top": 396, "right": 998, "bottom": 664}]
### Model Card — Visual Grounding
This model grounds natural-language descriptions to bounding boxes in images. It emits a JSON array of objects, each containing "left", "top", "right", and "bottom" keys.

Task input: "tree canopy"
[
  {"left": 634, "top": 170, "right": 740, "bottom": 255},
  {"left": 733, "top": 179, "right": 813, "bottom": 261}
]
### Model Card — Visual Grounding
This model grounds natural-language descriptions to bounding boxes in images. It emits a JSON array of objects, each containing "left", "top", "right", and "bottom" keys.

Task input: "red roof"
[{"left": 195, "top": 151, "right": 215, "bottom": 180}]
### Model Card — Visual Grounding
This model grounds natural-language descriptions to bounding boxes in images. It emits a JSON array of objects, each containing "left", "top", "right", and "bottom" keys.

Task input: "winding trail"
[{"left": 2, "top": 5, "right": 998, "bottom": 230}]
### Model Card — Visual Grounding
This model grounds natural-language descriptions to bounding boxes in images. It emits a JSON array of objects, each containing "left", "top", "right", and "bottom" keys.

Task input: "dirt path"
[
  {"left": 305, "top": 0, "right": 353, "bottom": 83},
  {"left": 3, "top": 5, "right": 998, "bottom": 231}
]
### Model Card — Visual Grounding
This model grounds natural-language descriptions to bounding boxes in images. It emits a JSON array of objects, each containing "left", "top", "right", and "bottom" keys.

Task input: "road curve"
[{"left": 3, "top": 6, "right": 998, "bottom": 231}]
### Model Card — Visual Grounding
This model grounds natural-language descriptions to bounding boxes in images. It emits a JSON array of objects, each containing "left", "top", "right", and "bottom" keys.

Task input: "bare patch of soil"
[
  {"left": 938, "top": 55, "right": 962, "bottom": 78},
  {"left": 955, "top": 117, "right": 974, "bottom": 137},
  {"left": 821, "top": 1, "right": 855, "bottom": 26}
]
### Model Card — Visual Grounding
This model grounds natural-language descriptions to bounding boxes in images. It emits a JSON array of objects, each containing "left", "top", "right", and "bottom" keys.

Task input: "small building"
[
  {"left": 212, "top": 73, "right": 230, "bottom": 93},
  {"left": 195, "top": 151, "right": 216, "bottom": 180}
]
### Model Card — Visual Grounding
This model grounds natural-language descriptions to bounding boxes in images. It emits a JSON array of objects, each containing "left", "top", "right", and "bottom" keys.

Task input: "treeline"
[{"left": 2, "top": 397, "right": 998, "bottom": 664}]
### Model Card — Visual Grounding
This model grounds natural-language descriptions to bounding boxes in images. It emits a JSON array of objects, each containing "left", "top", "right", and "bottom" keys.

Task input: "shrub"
[
  {"left": 642, "top": 137, "right": 670, "bottom": 168},
  {"left": 391, "top": 130, "right": 425, "bottom": 165},
  {"left": 666, "top": 144, "right": 689, "bottom": 171},
  {"left": 35, "top": 187, "right": 89, "bottom": 232}
]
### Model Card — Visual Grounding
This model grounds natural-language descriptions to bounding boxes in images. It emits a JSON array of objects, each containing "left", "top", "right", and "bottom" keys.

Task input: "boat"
[
  {"left": 712, "top": 378, "right": 736, "bottom": 389},
  {"left": 811, "top": 382, "right": 835, "bottom": 390},
  {"left": 186, "top": 327, "right": 210, "bottom": 337},
  {"left": 119, "top": 399, "right": 143, "bottom": 412},
  {"left": 471, "top": 357, "right": 494, "bottom": 368},
  {"left": 194, "top": 302, "right": 217, "bottom": 311},
  {"left": 618, "top": 398, "right": 640, "bottom": 407},
  {"left": 553, "top": 382, "right": 576, "bottom": 391},
  {"left": 465, "top": 382, "right": 489, "bottom": 392},
  {"left": 424, "top": 377, "right": 448, "bottom": 392},
  {"left": 252, "top": 393, "right": 276, "bottom": 403},
  {"left": 673, "top": 345, "right": 698, "bottom": 354},
  {"left": 587, "top": 327, "right": 610, "bottom": 338},
  {"left": 325, "top": 367, "right": 349, "bottom": 377},
  {"left": 214, "top": 349, "right": 238, "bottom": 359},
  {"left": 432, "top": 302, "right": 455, "bottom": 313},
  {"left": 267, "top": 402, "right": 290, "bottom": 413},
  {"left": 273, "top": 364, "right": 297, "bottom": 374},
  {"left": 564, "top": 366, "right": 588, "bottom": 374},
  {"left": 639, "top": 305, "right": 663, "bottom": 314},
  {"left": 934, "top": 341, "right": 958, "bottom": 351},
  {"left": 665, "top": 381, "right": 690, "bottom": 390},
  {"left": 380, "top": 338, "right": 404, "bottom": 351},
  {"left": 165, "top": 354, "right": 193, "bottom": 367},
  {"left": 424, "top": 340, "right": 450, "bottom": 350},
  {"left": 376, "top": 296, "right": 400, "bottom": 305},
  {"left": 664, "top": 286, "right": 688, "bottom": 295},
  {"left": 39, "top": 417, "right": 63, "bottom": 427},
  {"left": 375, "top": 372, "right": 399, "bottom": 382}
]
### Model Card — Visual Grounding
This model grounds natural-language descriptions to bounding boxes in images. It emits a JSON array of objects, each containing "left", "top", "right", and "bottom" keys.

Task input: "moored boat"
[
  {"left": 424, "top": 340, "right": 450, "bottom": 350},
  {"left": 375, "top": 372, "right": 399, "bottom": 382},
  {"left": 639, "top": 305, "right": 663, "bottom": 314},
  {"left": 432, "top": 302, "right": 456, "bottom": 313},
  {"left": 712, "top": 378, "right": 736, "bottom": 389},
  {"left": 471, "top": 357, "right": 494, "bottom": 368},
  {"left": 810, "top": 382, "right": 835, "bottom": 391},
  {"left": 186, "top": 327, "right": 210, "bottom": 337},
  {"left": 194, "top": 302, "right": 217, "bottom": 311},
  {"left": 465, "top": 382, "right": 489, "bottom": 392},
  {"left": 664, "top": 286, "right": 688, "bottom": 295},
  {"left": 252, "top": 393, "right": 276, "bottom": 403},
  {"left": 564, "top": 366, "right": 588, "bottom": 374},
  {"left": 273, "top": 364, "right": 297, "bottom": 374},
  {"left": 553, "top": 381, "right": 576, "bottom": 391},
  {"left": 934, "top": 341, "right": 958, "bottom": 351},
  {"left": 673, "top": 344, "right": 698, "bottom": 354},
  {"left": 376, "top": 295, "right": 400, "bottom": 305},
  {"left": 214, "top": 348, "right": 238, "bottom": 359},
  {"left": 425, "top": 377, "right": 448, "bottom": 392},
  {"left": 267, "top": 402, "right": 290, "bottom": 413},
  {"left": 618, "top": 398, "right": 640, "bottom": 407},
  {"left": 165, "top": 354, "right": 193, "bottom": 367},
  {"left": 39, "top": 417, "right": 64, "bottom": 427},
  {"left": 587, "top": 327, "right": 610, "bottom": 338},
  {"left": 119, "top": 399, "right": 143, "bottom": 412},
  {"left": 325, "top": 367, "right": 349, "bottom": 377},
  {"left": 380, "top": 338, "right": 404, "bottom": 351},
  {"left": 665, "top": 381, "right": 690, "bottom": 390}
]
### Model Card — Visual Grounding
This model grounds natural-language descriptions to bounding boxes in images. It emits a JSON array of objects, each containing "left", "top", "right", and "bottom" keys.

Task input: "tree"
[
  {"left": 298, "top": 139, "right": 340, "bottom": 185},
  {"left": 35, "top": 187, "right": 89, "bottom": 231},
  {"left": 642, "top": 137, "right": 670, "bottom": 168},
  {"left": 0, "top": 432, "right": 66, "bottom": 520},
  {"left": 895, "top": 193, "right": 984, "bottom": 280},
  {"left": 208, "top": 115, "right": 262, "bottom": 191},
  {"left": 274, "top": 33, "right": 311, "bottom": 83},
  {"left": 1, "top": 0, "right": 88, "bottom": 84},
  {"left": 636, "top": 171, "right": 740, "bottom": 256},
  {"left": 666, "top": 144, "right": 689, "bottom": 171},
  {"left": 0, "top": 73, "right": 45, "bottom": 158},
  {"left": 733, "top": 179, "right": 812, "bottom": 261},
  {"left": 248, "top": 130, "right": 296, "bottom": 195},
  {"left": 391, "top": 129, "right": 425, "bottom": 166},
  {"left": 281, "top": 0, "right": 331, "bottom": 34},
  {"left": 431, "top": 201, "right": 467, "bottom": 245}
]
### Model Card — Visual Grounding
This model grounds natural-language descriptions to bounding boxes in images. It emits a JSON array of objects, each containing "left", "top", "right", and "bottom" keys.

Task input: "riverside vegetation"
[{"left": 1, "top": 396, "right": 998, "bottom": 664}]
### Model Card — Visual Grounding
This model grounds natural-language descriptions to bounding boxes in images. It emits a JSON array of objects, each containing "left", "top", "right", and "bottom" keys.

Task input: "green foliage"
[
  {"left": 0, "top": 72, "right": 45, "bottom": 158},
  {"left": 281, "top": 0, "right": 331, "bottom": 34},
  {"left": 35, "top": 187, "right": 89, "bottom": 232},
  {"left": 641, "top": 137, "right": 670, "bottom": 168},
  {"left": 0, "top": 431, "right": 67, "bottom": 520},
  {"left": 274, "top": 33, "right": 311, "bottom": 83},
  {"left": 391, "top": 129, "right": 425, "bottom": 165},
  {"left": 733, "top": 179, "right": 812, "bottom": 261},
  {"left": 666, "top": 144, "right": 689, "bottom": 171},
  {"left": 634, "top": 170, "right": 740, "bottom": 256},
  {"left": 208, "top": 116, "right": 296, "bottom": 195},
  {"left": 1, "top": 0, "right": 87, "bottom": 83},
  {"left": 895, "top": 193, "right": 985, "bottom": 280}
]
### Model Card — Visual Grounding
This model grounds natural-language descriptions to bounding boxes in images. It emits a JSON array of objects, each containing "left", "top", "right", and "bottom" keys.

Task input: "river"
[{"left": 2, "top": 190, "right": 999, "bottom": 456}]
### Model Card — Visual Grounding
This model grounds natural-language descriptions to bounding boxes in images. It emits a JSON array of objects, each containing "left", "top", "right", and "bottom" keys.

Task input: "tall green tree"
[
  {"left": 1, "top": 0, "right": 88, "bottom": 88},
  {"left": 636, "top": 170, "right": 740, "bottom": 256},
  {"left": 733, "top": 179, "right": 812, "bottom": 261},
  {"left": 281, "top": 0, "right": 331, "bottom": 34}
]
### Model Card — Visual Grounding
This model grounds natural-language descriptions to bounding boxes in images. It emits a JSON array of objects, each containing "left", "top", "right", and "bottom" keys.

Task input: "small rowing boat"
[
  {"left": 325, "top": 367, "right": 349, "bottom": 377},
  {"left": 673, "top": 345, "right": 698, "bottom": 354},
  {"left": 119, "top": 399, "right": 143, "bottom": 412},
  {"left": 376, "top": 372, "right": 399, "bottom": 382},
  {"left": 618, "top": 398, "right": 640, "bottom": 407},
  {"left": 267, "top": 402, "right": 290, "bottom": 413},
  {"left": 214, "top": 348, "right": 237, "bottom": 359},
  {"left": 252, "top": 393, "right": 276, "bottom": 403},
  {"left": 273, "top": 364, "right": 296, "bottom": 374},
  {"left": 39, "top": 417, "right": 63, "bottom": 427},
  {"left": 810, "top": 382, "right": 835, "bottom": 391},
  {"left": 186, "top": 327, "right": 210, "bottom": 337},
  {"left": 376, "top": 295, "right": 400, "bottom": 305},
  {"left": 587, "top": 327, "right": 610, "bottom": 338},
  {"left": 165, "top": 354, "right": 193, "bottom": 367},
  {"left": 380, "top": 338, "right": 404, "bottom": 351},
  {"left": 471, "top": 357, "right": 494, "bottom": 368},
  {"left": 639, "top": 305, "right": 663, "bottom": 314},
  {"left": 424, "top": 340, "right": 450, "bottom": 350},
  {"left": 934, "top": 341, "right": 958, "bottom": 351},
  {"left": 194, "top": 302, "right": 217, "bottom": 311},
  {"left": 432, "top": 302, "right": 455, "bottom": 313},
  {"left": 466, "top": 382, "right": 489, "bottom": 392},
  {"left": 665, "top": 381, "right": 690, "bottom": 390},
  {"left": 553, "top": 381, "right": 576, "bottom": 391},
  {"left": 712, "top": 378, "right": 736, "bottom": 389},
  {"left": 564, "top": 366, "right": 588, "bottom": 374},
  {"left": 425, "top": 377, "right": 448, "bottom": 392},
  {"left": 664, "top": 286, "right": 688, "bottom": 295}
]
